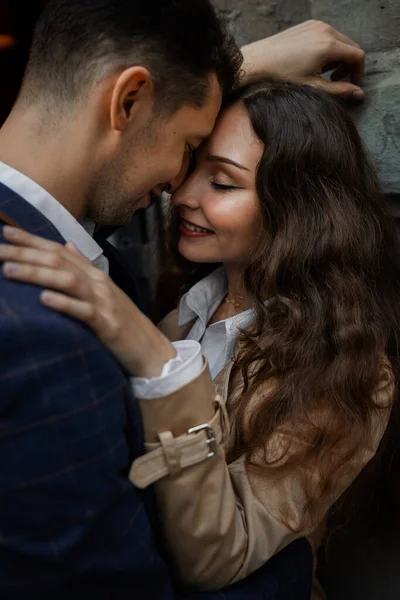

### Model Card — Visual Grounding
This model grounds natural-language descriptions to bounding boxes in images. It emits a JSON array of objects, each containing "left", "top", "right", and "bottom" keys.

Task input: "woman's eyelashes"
[{"left": 210, "top": 179, "right": 242, "bottom": 192}]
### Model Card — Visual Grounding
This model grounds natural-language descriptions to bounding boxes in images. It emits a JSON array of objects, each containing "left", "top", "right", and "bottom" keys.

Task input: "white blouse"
[{"left": 178, "top": 267, "right": 258, "bottom": 379}]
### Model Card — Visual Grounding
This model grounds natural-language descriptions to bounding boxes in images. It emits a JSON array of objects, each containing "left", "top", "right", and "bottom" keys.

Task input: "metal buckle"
[{"left": 187, "top": 423, "right": 217, "bottom": 458}]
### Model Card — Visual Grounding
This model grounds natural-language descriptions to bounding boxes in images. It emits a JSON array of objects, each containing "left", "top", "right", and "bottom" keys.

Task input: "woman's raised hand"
[
  {"left": 240, "top": 20, "right": 366, "bottom": 99},
  {"left": 0, "top": 226, "right": 176, "bottom": 377}
]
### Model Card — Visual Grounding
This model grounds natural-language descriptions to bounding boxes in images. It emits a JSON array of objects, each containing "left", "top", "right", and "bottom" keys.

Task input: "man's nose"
[
  {"left": 169, "top": 171, "right": 186, "bottom": 194},
  {"left": 153, "top": 154, "right": 190, "bottom": 198},
  {"left": 169, "top": 149, "right": 193, "bottom": 193}
]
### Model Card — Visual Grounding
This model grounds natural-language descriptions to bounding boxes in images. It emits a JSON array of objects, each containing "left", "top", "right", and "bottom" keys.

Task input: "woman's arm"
[
  {"left": 131, "top": 365, "right": 393, "bottom": 590},
  {"left": 240, "top": 20, "right": 366, "bottom": 99}
]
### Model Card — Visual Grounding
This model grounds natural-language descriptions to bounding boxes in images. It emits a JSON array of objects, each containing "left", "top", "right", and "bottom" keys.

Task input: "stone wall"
[{"left": 212, "top": 0, "right": 400, "bottom": 197}]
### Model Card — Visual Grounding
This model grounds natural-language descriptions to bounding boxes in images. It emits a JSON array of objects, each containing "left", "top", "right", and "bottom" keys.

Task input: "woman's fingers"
[
  {"left": 2, "top": 261, "right": 91, "bottom": 299},
  {"left": 329, "top": 27, "right": 361, "bottom": 50},
  {"left": 65, "top": 241, "right": 86, "bottom": 257},
  {"left": 3, "top": 226, "right": 92, "bottom": 268},
  {"left": 41, "top": 290, "right": 95, "bottom": 324},
  {"left": 310, "top": 75, "right": 365, "bottom": 99},
  {"left": 321, "top": 40, "right": 365, "bottom": 84},
  {"left": 1, "top": 227, "right": 103, "bottom": 280},
  {"left": 3, "top": 226, "right": 65, "bottom": 251},
  {"left": 0, "top": 244, "right": 69, "bottom": 270}
]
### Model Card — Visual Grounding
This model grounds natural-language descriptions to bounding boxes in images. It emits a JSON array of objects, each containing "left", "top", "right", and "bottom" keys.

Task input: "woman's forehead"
[{"left": 206, "top": 104, "right": 263, "bottom": 172}]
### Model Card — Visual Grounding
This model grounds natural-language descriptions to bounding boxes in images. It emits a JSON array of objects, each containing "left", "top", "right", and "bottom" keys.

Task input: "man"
[{"left": 0, "top": 1, "right": 365, "bottom": 598}]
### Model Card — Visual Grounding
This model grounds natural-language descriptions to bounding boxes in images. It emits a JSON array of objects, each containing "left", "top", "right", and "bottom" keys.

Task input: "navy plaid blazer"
[{"left": 0, "top": 182, "right": 312, "bottom": 600}]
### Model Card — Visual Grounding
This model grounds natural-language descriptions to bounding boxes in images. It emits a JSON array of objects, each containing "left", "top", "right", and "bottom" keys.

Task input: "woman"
[{"left": 1, "top": 82, "right": 399, "bottom": 597}]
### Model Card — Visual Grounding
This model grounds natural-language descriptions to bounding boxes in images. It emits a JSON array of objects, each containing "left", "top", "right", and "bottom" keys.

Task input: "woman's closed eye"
[{"left": 210, "top": 179, "right": 243, "bottom": 192}]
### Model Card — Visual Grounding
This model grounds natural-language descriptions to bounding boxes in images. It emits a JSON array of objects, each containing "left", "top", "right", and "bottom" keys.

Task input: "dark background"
[{"left": 0, "top": 1, "right": 47, "bottom": 125}]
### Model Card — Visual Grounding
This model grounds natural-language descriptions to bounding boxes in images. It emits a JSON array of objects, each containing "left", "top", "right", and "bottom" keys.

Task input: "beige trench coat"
[{"left": 130, "top": 308, "right": 394, "bottom": 594}]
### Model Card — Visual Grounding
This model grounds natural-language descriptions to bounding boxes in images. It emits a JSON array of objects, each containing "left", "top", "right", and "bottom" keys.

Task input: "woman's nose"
[{"left": 171, "top": 175, "right": 200, "bottom": 209}]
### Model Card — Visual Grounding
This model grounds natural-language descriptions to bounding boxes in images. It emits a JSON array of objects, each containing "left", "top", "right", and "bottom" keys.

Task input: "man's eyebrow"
[{"left": 206, "top": 153, "right": 250, "bottom": 172}]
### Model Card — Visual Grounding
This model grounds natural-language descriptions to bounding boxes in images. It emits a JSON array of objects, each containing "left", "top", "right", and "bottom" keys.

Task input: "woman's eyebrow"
[{"left": 206, "top": 153, "right": 250, "bottom": 172}]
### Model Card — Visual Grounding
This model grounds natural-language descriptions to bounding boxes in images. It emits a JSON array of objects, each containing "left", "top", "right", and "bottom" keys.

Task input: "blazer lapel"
[
  {"left": 0, "top": 210, "right": 21, "bottom": 228},
  {"left": 94, "top": 234, "right": 148, "bottom": 314},
  {"left": 0, "top": 182, "right": 66, "bottom": 244}
]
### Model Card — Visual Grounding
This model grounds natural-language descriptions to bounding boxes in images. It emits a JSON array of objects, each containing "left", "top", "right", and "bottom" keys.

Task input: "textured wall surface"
[
  {"left": 213, "top": 0, "right": 400, "bottom": 195},
  {"left": 211, "top": 2, "right": 400, "bottom": 599}
]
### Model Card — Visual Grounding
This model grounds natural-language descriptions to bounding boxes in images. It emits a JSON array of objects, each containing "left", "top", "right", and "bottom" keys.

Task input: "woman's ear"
[{"left": 109, "top": 66, "right": 154, "bottom": 132}]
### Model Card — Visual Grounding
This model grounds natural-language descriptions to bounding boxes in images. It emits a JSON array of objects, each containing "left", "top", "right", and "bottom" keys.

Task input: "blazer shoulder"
[{"left": 0, "top": 277, "right": 115, "bottom": 371}]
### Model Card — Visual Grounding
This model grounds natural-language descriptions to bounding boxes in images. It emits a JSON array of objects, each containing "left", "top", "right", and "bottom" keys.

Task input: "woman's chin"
[{"left": 178, "top": 239, "right": 219, "bottom": 264}]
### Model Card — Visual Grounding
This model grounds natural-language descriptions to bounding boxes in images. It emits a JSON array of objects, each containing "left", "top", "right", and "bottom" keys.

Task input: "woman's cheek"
[
  {"left": 211, "top": 197, "right": 249, "bottom": 233},
  {"left": 228, "top": 202, "right": 261, "bottom": 251}
]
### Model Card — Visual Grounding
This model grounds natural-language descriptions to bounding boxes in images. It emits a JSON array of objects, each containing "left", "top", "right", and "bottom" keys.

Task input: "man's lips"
[{"left": 179, "top": 219, "right": 215, "bottom": 237}]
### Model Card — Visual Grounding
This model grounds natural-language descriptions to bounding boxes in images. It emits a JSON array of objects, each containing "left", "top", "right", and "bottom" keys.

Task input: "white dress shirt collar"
[
  {"left": 0, "top": 161, "right": 107, "bottom": 270},
  {"left": 178, "top": 266, "right": 228, "bottom": 328},
  {"left": 178, "top": 267, "right": 258, "bottom": 378}
]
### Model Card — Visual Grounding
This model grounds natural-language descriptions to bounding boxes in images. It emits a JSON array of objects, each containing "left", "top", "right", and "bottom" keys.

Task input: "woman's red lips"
[{"left": 179, "top": 219, "right": 215, "bottom": 237}]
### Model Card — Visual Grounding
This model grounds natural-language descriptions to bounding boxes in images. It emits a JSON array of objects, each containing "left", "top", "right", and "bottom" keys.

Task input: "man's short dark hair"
[{"left": 21, "top": 0, "right": 243, "bottom": 114}]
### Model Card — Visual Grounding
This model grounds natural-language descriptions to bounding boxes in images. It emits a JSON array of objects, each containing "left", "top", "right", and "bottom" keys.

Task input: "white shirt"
[
  {"left": 178, "top": 267, "right": 257, "bottom": 379},
  {"left": 0, "top": 161, "right": 202, "bottom": 398}
]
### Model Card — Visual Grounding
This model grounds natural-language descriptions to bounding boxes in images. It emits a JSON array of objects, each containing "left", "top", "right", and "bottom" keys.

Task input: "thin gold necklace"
[{"left": 224, "top": 294, "right": 247, "bottom": 311}]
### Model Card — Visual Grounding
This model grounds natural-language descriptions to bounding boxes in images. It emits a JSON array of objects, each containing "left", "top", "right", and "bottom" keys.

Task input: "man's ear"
[{"left": 109, "top": 66, "right": 153, "bottom": 132}]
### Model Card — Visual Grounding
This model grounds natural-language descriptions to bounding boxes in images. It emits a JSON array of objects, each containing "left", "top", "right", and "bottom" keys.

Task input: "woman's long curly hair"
[{"left": 157, "top": 81, "right": 400, "bottom": 528}]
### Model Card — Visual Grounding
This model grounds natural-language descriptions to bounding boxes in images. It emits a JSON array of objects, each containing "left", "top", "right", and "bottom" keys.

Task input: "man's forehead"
[
  {"left": 192, "top": 74, "right": 223, "bottom": 139},
  {"left": 170, "top": 73, "right": 222, "bottom": 141},
  {"left": 207, "top": 72, "right": 223, "bottom": 118}
]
